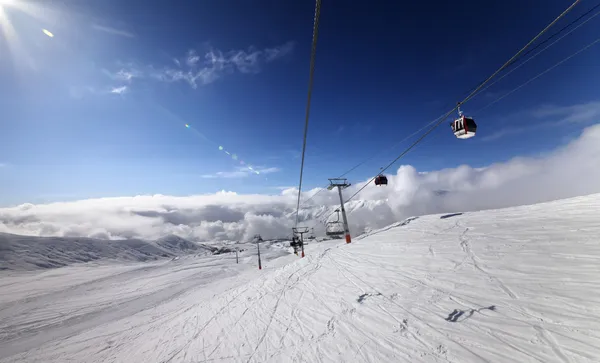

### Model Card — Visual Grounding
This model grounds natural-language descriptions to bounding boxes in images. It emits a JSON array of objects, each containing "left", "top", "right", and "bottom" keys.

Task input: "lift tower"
[{"left": 327, "top": 178, "right": 352, "bottom": 244}]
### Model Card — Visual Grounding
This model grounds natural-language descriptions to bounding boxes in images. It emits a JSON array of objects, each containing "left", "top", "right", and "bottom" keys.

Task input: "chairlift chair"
[
  {"left": 325, "top": 222, "right": 345, "bottom": 238},
  {"left": 325, "top": 209, "right": 345, "bottom": 239}
]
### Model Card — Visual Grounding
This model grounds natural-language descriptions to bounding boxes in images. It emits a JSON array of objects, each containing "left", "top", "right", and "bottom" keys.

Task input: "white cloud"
[
  {"left": 264, "top": 41, "right": 294, "bottom": 62},
  {"left": 228, "top": 48, "right": 263, "bottom": 74},
  {"left": 114, "top": 69, "right": 138, "bottom": 82},
  {"left": 102, "top": 66, "right": 143, "bottom": 83},
  {"left": 482, "top": 101, "right": 600, "bottom": 141},
  {"left": 110, "top": 86, "right": 128, "bottom": 95},
  {"left": 0, "top": 191, "right": 296, "bottom": 242},
  {"left": 2, "top": 122, "right": 600, "bottom": 243},
  {"left": 105, "top": 42, "right": 294, "bottom": 90},
  {"left": 202, "top": 166, "right": 281, "bottom": 179},
  {"left": 92, "top": 24, "right": 135, "bottom": 38},
  {"left": 532, "top": 101, "right": 600, "bottom": 124},
  {"left": 481, "top": 124, "right": 542, "bottom": 142},
  {"left": 186, "top": 50, "right": 201, "bottom": 67}
]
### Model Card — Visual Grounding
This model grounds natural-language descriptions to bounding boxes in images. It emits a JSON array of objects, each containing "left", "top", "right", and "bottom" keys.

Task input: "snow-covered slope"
[
  {"left": 0, "top": 233, "right": 211, "bottom": 271},
  {"left": 1, "top": 194, "right": 600, "bottom": 362}
]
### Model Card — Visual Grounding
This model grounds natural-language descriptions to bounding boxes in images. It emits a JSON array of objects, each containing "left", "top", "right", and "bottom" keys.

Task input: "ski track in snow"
[{"left": 2, "top": 194, "right": 600, "bottom": 362}]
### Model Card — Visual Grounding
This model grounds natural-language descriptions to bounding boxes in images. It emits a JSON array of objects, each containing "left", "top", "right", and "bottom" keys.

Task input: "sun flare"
[
  {"left": 0, "top": 0, "right": 60, "bottom": 63},
  {"left": 0, "top": 0, "right": 18, "bottom": 47}
]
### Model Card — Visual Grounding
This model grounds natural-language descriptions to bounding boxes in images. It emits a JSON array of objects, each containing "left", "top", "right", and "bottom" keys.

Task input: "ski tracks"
[
  {"left": 162, "top": 251, "right": 329, "bottom": 363},
  {"left": 534, "top": 325, "right": 571, "bottom": 363},
  {"left": 326, "top": 250, "right": 455, "bottom": 362},
  {"left": 456, "top": 223, "right": 579, "bottom": 362},
  {"left": 163, "top": 283, "right": 253, "bottom": 362},
  {"left": 245, "top": 249, "right": 329, "bottom": 362},
  {"left": 459, "top": 225, "right": 518, "bottom": 300}
]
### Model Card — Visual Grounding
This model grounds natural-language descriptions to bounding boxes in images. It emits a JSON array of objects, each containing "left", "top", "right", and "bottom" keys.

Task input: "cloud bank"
[
  {"left": 482, "top": 101, "right": 600, "bottom": 141},
  {"left": 2, "top": 124, "right": 600, "bottom": 242}
]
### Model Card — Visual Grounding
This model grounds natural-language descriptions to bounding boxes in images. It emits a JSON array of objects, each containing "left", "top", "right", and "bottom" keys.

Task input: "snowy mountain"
[
  {"left": 0, "top": 233, "right": 210, "bottom": 271},
  {"left": 1, "top": 193, "right": 599, "bottom": 362}
]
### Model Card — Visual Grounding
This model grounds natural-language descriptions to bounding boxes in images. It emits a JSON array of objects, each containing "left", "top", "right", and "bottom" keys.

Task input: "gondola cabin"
[
  {"left": 374, "top": 175, "right": 388, "bottom": 186},
  {"left": 452, "top": 115, "right": 477, "bottom": 139}
]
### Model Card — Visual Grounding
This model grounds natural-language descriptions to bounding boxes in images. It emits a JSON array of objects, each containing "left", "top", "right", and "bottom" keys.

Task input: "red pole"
[{"left": 337, "top": 186, "right": 351, "bottom": 244}]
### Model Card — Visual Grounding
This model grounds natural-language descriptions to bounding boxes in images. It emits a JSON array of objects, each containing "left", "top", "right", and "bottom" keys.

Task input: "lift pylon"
[{"left": 327, "top": 178, "right": 352, "bottom": 243}]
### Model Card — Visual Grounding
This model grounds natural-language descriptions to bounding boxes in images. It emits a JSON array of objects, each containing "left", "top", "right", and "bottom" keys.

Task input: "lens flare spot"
[
  {"left": 185, "top": 124, "right": 190, "bottom": 128},
  {"left": 42, "top": 29, "right": 54, "bottom": 38},
  {"left": 232, "top": 154, "right": 238, "bottom": 160},
  {"left": 225, "top": 151, "right": 230, "bottom": 155},
  {"left": 218, "top": 146, "right": 223, "bottom": 151}
]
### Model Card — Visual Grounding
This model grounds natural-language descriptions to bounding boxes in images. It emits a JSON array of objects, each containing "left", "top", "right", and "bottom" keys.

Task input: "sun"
[
  {"left": 0, "top": 0, "right": 56, "bottom": 59},
  {"left": 0, "top": 0, "right": 62, "bottom": 73}
]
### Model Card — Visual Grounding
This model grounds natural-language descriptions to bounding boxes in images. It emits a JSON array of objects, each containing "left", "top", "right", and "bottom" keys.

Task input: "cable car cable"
[
  {"left": 340, "top": 0, "right": 582, "bottom": 207},
  {"left": 474, "top": 6, "right": 600, "bottom": 103},
  {"left": 292, "top": 5, "right": 593, "bottom": 237},
  {"left": 294, "top": 0, "right": 584, "bottom": 225},
  {"left": 474, "top": 36, "right": 600, "bottom": 116},
  {"left": 341, "top": 34, "right": 599, "bottom": 212},
  {"left": 516, "top": 2, "right": 600, "bottom": 61},
  {"left": 462, "top": 0, "right": 580, "bottom": 107},
  {"left": 455, "top": 1, "right": 597, "bottom": 103},
  {"left": 293, "top": 0, "right": 322, "bottom": 228},
  {"left": 296, "top": 111, "right": 454, "bottom": 210},
  {"left": 413, "top": 1, "right": 597, "bottom": 123},
  {"left": 296, "top": 112, "right": 446, "bottom": 209},
  {"left": 297, "top": 0, "right": 592, "bottom": 212}
]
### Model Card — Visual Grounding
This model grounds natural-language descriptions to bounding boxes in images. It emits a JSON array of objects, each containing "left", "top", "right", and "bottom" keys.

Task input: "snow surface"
[
  {"left": 0, "top": 233, "right": 213, "bottom": 271},
  {"left": 1, "top": 194, "right": 600, "bottom": 362}
]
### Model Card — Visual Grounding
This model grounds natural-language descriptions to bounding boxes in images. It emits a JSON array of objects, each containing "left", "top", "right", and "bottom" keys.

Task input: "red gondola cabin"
[
  {"left": 452, "top": 115, "right": 477, "bottom": 139},
  {"left": 374, "top": 175, "right": 388, "bottom": 186}
]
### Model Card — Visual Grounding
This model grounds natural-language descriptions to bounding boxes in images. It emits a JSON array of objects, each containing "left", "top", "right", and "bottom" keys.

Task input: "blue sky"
[{"left": 1, "top": 0, "right": 599, "bottom": 206}]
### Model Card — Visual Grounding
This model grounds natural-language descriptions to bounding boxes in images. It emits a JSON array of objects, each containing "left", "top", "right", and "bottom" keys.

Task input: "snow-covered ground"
[
  {"left": 2, "top": 194, "right": 600, "bottom": 362},
  {"left": 0, "top": 233, "right": 215, "bottom": 271}
]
